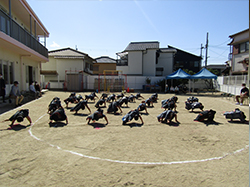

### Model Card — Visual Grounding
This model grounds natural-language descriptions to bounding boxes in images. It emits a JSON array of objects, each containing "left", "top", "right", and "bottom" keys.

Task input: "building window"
[
  {"left": 156, "top": 67, "right": 164, "bottom": 76},
  {"left": 240, "top": 41, "right": 249, "bottom": 53},
  {"left": 194, "top": 61, "right": 199, "bottom": 67}
]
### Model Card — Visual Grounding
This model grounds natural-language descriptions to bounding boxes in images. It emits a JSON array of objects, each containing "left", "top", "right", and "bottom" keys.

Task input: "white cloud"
[{"left": 50, "top": 41, "right": 60, "bottom": 48}]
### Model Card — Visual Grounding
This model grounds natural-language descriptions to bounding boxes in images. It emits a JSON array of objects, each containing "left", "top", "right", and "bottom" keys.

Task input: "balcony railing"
[
  {"left": 116, "top": 59, "right": 128, "bottom": 66},
  {"left": 0, "top": 9, "right": 48, "bottom": 58}
]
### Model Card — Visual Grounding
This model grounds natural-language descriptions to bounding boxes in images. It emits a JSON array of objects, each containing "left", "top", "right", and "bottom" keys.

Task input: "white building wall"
[
  {"left": 128, "top": 51, "right": 143, "bottom": 75},
  {"left": 143, "top": 49, "right": 156, "bottom": 76},
  {"left": 157, "top": 52, "right": 174, "bottom": 75}
]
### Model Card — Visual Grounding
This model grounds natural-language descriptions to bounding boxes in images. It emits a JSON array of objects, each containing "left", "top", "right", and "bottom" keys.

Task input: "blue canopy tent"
[
  {"left": 190, "top": 68, "right": 217, "bottom": 80},
  {"left": 190, "top": 68, "right": 218, "bottom": 93},
  {"left": 166, "top": 68, "right": 191, "bottom": 93},
  {"left": 166, "top": 68, "right": 191, "bottom": 79}
]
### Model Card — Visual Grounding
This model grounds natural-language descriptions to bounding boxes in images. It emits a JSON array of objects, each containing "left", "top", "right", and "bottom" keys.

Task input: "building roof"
[
  {"left": 168, "top": 45, "right": 202, "bottom": 59},
  {"left": 204, "top": 64, "right": 227, "bottom": 69},
  {"left": 49, "top": 47, "right": 88, "bottom": 59},
  {"left": 124, "top": 41, "right": 159, "bottom": 51},
  {"left": 95, "top": 56, "right": 117, "bottom": 63},
  {"left": 228, "top": 29, "right": 249, "bottom": 45}
]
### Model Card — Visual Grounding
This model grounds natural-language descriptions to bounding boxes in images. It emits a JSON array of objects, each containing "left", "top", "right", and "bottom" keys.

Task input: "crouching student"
[
  {"left": 70, "top": 100, "right": 91, "bottom": 114},
  {"left": 49, "top": 107, "right": 68, "bottom": 124},
  {"left": 122, "top": 109, "right": 143, "bottom": 125},
  {"left": 223, "top": 108, "right": 246, "bottom": 122},
  {"left": 48, "top": 97, "right": 62, "bottom": 114},
  {"left": 2, "top": 109, "right": 32, "bottom": 127},
  {"left": 107, "top": 101, "right": 123, "bottom": 114},
  {"left": 95, "top": 98, "right": 106, "bottom": 108},
  {"left": 137, "top": 101, "right": 148, "bottom": 114},
  {"left": 157, "top": 110, "right": 179, "bottom": 124},
  {"left": 86, "top": 108, "right": 108, "bottom": 125},
  {"left": 194, "top": 109, "right": 216, "bottom": 122}
]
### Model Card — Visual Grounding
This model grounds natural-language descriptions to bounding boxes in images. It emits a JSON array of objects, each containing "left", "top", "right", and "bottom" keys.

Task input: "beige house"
[
  {"left": 41, "top": 48, "right": 95, "bottom": 91},
  {"left": 93, "top": 56, "right": 117, "bottom": 75},
  {"left": 0, "top": 0, "right": 49, "bottom": 94},
  {"left": 228, "top": 29, "right": 249, "bottom": 75}
]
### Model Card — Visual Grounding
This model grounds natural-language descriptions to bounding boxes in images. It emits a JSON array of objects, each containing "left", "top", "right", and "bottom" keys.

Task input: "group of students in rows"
[{"left": 2, "top": 92, "right": 247, "bottom": 128}]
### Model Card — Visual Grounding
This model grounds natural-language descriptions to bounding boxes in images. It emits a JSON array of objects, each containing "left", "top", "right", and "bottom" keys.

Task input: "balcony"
[{"left": 0, "top": 9, "right": 48, "bottom": 58}]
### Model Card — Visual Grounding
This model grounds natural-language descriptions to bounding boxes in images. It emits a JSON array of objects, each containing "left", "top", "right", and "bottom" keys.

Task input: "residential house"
[
  {"left": 228, "top": 29, "right": 249, "bottom": 75},
  {"left": 93, "top": 56, "right": 117, "bottom": 75},
  {"left": 0, "top": 0, "right": 49, "bottom": 94},
  {"left": 41, "top": 47, "right": 95, "bottom": 91},
  {"left": 116, "top": 41, "right": 177, "bottom": 76},
  {"left": 168, "top": 45, "right": 202, "bottom": 73}
]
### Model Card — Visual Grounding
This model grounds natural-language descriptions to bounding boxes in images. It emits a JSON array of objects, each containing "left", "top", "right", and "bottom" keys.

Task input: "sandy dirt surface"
[{"left": 0, "top": 91, "right": 249, "bottom": 187}]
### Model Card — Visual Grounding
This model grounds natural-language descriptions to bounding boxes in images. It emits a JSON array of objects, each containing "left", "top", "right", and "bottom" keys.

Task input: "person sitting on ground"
[
  {"left": 223, "top": 108, "right": 246, "bottom": 122},
  {"left": 48, "top": 97, "right": 62, "bottom": 114},
  {"left": 106, "top": 94, "right": 116, "bottom": 102},
  {"left": 194, "top": 109, "right": 216, "bottom": 122},
  {"left": 137, "top": 101, "right": 148, "bottom": 114},
  {"left": 170, "top": 86, "right": 175, "bottom": 93},
  {"left": 49, "top": 107, "right": 68, "bottom": 124},
  {"left": 136, "top": 93, "right": 144, "bottom": 99},
  {"left": 9, "top": 81, "right": 24, "bottom": 107},
  {"left": 185, "top": 101, "right": 204, "bottom": 112},
  {"left": 107, "top": 100, "right": 123, "bottom": 114},
  {"left": 85, "top": 92, "right": 99, "bottom": 102},
  {"left": 70, "top": 100, "right": 91, "bottom": 114},
  {"left": 235, "top": 83, "right": 249, "bottom": 106},
  {"left": 95, "top": 98, "right": 106, "bottom": 108},
  {"left": 174, "top": 86, "right": 179, "bottom": 94},
  {"left": 34, "top": 81, "right": 42, "bottom": 97},
  {"left": 145, "top": 97, "right": 154, "bottom": 107},
  {"left": 157, "top": 110, "right": 179, "bottom": 124},
  {"left": 122, "top": 109, "right": 144, "bottom": 125},
  {"left": 2, "top": 109, "right": 32, "bottom": 127},
  {"left": 64, "top": 92, "right": 79, "bottom": 107},
  {"left": 86, "top": 108, "right": 108, "bottom": 125},
  {"left": 29, "top": 81, "right": 39, "bottom": 99}
]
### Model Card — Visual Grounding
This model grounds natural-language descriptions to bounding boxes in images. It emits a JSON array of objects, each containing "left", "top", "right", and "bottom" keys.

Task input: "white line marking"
[{"left": 28, "top": 114, "right": 249, "bottom": 165}]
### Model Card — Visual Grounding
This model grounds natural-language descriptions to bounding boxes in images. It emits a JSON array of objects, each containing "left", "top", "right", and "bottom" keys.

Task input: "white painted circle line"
[{"left": 28, "top": 114, "right": 249, "bottom": 165}]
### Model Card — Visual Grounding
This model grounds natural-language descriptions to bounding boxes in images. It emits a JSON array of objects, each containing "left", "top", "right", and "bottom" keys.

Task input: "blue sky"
[{"left": 27, "top": 0, "right": 248, "bottom": 66}]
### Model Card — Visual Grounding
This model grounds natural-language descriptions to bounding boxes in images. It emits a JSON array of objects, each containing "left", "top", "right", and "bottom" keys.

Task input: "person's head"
[
  {"left": 16, "top": 115, "right": 24, "bottom": 122},
  {"left": 242, "top": 83, "right": 246, "bottom": 87},
  {"left": 14, "top": 81, "right": 19, "bottom": 86}
]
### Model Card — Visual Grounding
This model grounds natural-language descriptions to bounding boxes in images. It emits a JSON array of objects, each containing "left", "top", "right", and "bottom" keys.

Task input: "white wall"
[{"left": 143, "top": 49, "right": 156, "bottom": 76}]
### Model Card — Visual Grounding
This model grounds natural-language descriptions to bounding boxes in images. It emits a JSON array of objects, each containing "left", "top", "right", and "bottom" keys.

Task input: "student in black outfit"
[
  {"left": 70, "top": 100, "right": 91, "bottom": 114},
  {"left": 235, "top": 83, "right": 249, "bottom": 106},
  {"left": 86, "top": 108, "right": 108, "bottom": 125},
  {"left": 2, "top": 109, "right": 32, "bottom": 127}
]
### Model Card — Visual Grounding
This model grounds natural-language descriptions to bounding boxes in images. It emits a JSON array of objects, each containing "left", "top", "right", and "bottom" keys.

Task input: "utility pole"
[{"left": 204, "top": 32, "right": 209, "bottom": 68}]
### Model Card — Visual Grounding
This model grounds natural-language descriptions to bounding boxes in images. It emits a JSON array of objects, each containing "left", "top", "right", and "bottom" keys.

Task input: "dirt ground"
[{"left": 0, "top": 91, "right": 249, "bottom": 187}]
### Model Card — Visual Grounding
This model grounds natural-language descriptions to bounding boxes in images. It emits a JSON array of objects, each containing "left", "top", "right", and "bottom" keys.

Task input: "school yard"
[{"left": 0, "top": 91, "right": 249, "bottom": 187}]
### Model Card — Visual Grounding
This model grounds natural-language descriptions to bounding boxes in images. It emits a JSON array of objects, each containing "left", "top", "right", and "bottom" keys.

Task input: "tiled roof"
[
  {"left": 49, "top": 48, "right": 87, "bottom": 58},
  {"left": 124, "top": 41, "right": 159, "bottom": 51},
  {"left": 95, "top": 56, "right": 116, "bottom": 63}
]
